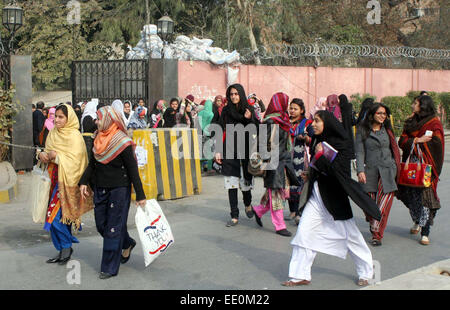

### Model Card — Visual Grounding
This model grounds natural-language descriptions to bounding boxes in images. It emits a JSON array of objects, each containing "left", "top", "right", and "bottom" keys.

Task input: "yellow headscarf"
[{"left": 45, "top": 104, "right": 93, "bottom": 228}]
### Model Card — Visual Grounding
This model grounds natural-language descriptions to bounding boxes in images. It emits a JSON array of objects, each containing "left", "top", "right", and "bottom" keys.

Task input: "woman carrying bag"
[
  {"left": 397, "top": 95, "right": 444, "bottom": 246},
  {"left": 38, "top": 103, "right": 93, "bottom": 265},
  {"left": 79, "top": 106, "right": 146, "bottom": 279},
  {"left": 283, "top": 110, "right": 380, "bottom": 287},
  {"left": 355, "top": 103, "right": 401, "bottom": 246},
  {"left": 251, "top": 93, "right": 300, "bottom": 237}
]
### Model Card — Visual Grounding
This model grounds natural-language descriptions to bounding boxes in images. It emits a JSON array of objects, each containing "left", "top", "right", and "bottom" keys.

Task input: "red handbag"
[{"left": 399, "top": 144, "right": 432, "bottom": 188}]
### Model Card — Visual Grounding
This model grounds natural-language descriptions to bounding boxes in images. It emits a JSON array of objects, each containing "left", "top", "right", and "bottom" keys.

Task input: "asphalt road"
[{"left": 0, "top": 137, "right": 449, "bottom": 290}]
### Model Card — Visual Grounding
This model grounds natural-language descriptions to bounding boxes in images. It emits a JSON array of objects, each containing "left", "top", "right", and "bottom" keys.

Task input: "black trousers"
[
  {"left": 94, "top": 186, "right": 134, "bottom": 275},
  {"left": 229, "top": 189, "right": 252, "bottom": 219}
]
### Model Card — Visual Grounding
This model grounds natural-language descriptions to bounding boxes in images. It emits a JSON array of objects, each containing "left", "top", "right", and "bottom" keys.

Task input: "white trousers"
[
  {"left": 288, "top": 182, "right": 374, "bottom": 281},
  {"left": 288, "top": 245, "right": 373, "bottom": 281}
]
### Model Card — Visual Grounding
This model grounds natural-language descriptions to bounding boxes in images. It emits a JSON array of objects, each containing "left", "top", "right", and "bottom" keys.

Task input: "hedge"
[{"left": 349, "top": 91, "right": 449, "bottom": 136}]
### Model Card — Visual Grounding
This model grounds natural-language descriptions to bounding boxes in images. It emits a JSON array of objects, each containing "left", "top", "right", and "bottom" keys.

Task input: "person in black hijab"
[
  {"left": 355, "top": 98, "right": 375, "bottom": 126},
  {"left": 163, "top": 98, "right": 179, "bottom": 128},
  {"left": 214, "top": 83, "right": 258, "bottom": 227},
  {"left": 282, "top": 110, "right": 380, "bottom": 287},
  {"left": 338, "top": 94, "right": 355, "bottom": 159}
]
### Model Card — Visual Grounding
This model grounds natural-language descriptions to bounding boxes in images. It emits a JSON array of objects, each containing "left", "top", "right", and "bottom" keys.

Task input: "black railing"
[{"left": 72, "top": 59, "right": 149, "bottom": 105}]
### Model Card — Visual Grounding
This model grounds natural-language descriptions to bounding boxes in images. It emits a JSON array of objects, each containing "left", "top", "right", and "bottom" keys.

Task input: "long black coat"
[
  {"left": 300, "top": 111, "right": 381, "bottom": 221},
  {"left": 217, "top": 84, "right": 259, "bottom": 180},
  {"left": 262, "top": 120, "right": 299, "bottom": 189}
]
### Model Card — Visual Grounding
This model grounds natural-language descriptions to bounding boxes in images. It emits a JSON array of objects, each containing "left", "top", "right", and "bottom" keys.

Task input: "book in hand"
[{"left": 309, "top": 141, "right": 338, "bottom": 172}]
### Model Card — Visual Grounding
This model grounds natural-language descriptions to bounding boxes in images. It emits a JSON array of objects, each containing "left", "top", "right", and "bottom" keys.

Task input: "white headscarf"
[
  {"left": 111, "top": 99, "right": 129, "bottom": 126},
  {"left": 81, "top": 100, "right": 98, "bottom": 133}
]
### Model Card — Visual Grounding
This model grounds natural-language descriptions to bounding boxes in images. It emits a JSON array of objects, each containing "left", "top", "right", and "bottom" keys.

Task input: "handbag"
[
  {"left": 30, "top": 161, "right": 51, "bottom": 224},
  {"left": 248, "top": 124, "right": 277, "bottom": 177},
  {"left": 398, "top": 144, "right": 432, "bottom": 188},
  {"left": 135, "top": 199, "right": 174, "bottom": 267}
]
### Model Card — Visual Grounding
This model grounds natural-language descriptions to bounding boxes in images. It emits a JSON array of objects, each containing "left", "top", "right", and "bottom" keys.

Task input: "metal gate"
[{"left": 71, "top": 59, "right": 149, "bottom": 105}]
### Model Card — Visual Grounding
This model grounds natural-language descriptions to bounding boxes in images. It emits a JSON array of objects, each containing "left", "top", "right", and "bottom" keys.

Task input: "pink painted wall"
[{"left": 178, "top": 61, "right": 450, "bottom": 116}]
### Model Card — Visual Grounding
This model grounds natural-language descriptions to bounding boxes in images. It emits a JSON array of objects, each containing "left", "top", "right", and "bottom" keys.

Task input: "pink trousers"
[{"left": 252, "top": 189, "right": 287, "bottom": 231}]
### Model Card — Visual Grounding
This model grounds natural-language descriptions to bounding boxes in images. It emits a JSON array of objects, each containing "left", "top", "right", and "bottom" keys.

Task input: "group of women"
[
  {"left": 37, "top": 103, "right": 146, "bottom": 279},
  {"left": 214, "top": 83, "right": 445, "bottom": 286},
  {"left": 35, "top": 85, "right": 444, "bottom": 286}
]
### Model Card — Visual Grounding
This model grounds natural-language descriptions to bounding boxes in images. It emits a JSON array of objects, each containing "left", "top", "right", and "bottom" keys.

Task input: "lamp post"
[
  {"left": 157, "top": 15, "right": 174, "bottom": 59},
  {"left": 1, "top": 1, "right": 23, "bottom": 55}
]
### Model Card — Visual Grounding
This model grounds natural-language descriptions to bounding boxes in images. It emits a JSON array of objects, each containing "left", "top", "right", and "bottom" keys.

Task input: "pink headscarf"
[
  {"left": 309, "top": 97, "right": 327, "bottom": 119},
  {"left": 44, "top": 107, "right": 56, "bottom": 131},
  {"left": 326, "top": 94, "right": 341, "bottom": 121}
]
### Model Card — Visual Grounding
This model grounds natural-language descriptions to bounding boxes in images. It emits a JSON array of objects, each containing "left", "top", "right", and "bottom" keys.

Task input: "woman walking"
[
  {"left": 283, "top": 110, "right": 380, "bottom": 287},
  {"left": 81, "top": 100, "right": 99, "bottom": 161},
  {"left": 38, "top": 104, "right": 93, "bottom": 264},
  {"left": 251, "top": 93, "right": 300, "bottom": 237},
  {"left": 397, "top": 95, "right": 445, "bottom": 245},
  {"left": 287, "top": 98, "right": 313, "bottom": 224},
  {"left": 355, "top": 103, "right": 401, "bottom": 246},
  {"left": 309, "top": 97, "right": 327, "bottom": 120},
  {"left": 79, "top": 106, "right": 146, "bottom": 279},
  {"left": 215, "top": 83, "right": 258, "bottom": 227}
]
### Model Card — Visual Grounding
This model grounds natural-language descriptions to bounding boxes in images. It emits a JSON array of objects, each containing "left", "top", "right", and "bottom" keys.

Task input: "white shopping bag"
[
  {"left": 30, "top": 162, "right": 51, "bottom": 224},
  {"left": 135, "top": 199, "right": 174, "bottom": 267}
]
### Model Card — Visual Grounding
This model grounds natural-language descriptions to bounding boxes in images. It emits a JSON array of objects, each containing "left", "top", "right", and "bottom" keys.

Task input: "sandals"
[
  {"left": 281, "top": 280, "right": 311, "bottom": 287},
  {"left": 226, "top": 219, "right": 238, "bottom": 227},
  {"left": 420, "top": 236, "right": 430, "bottom": 245},
  {"left": 371, "top": 239, "right": 382, "bottom": 246},
  {"left": 357, "top": 279, "right": 369, "bottom": 287},
  {"left": 410, "top": 224, "right": 421, "bottom": 235},
  {"left": 245, "top": 206, "right": 254, "bottom": 219}
]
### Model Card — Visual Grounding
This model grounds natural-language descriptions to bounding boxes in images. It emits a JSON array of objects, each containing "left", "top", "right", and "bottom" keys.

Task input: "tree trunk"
[
  {"left": 236, "top": 0, "right": 261, "bottom": 65},
  {"left": 145, "top": 0, "right": 150, "bottom": 24}
]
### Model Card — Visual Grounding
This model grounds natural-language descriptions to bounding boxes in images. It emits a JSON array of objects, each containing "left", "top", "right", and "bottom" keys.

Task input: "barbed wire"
[{"left": 238, "top": 43, "right": 450, "bottom": 62}]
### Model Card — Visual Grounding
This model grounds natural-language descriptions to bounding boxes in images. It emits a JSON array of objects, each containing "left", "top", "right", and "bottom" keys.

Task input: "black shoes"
[
  {"left": 120, "top": 239, "right": 137, "bottom": 264},
  {"left": 276, "top": 229, "right": 292, "bottom": 237},
  {"left": 99, "top": 272, "right": 115, "bottom": 280},
  {"left": 252, "top": 208, "right": 263, "bottom": 227},
  {"left": 245, "top": 206, "right": 254, "bottom": 219},
  {"left": 58, "top": 248, "right": 73, "bottom": 265},
  {"left": 46, "top": 248, "right": 73, "bottom": 264},
  {"left": 46, "top": 252, "right": 62, "bottom": 264}
]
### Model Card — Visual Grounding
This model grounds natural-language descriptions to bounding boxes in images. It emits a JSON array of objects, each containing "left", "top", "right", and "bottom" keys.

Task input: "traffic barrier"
[
  {"left": 132, "top": 128, "right": 202, "bottom": 201},
  {"left": 0, "top": 184, "right": 17, "bottom": 203}
]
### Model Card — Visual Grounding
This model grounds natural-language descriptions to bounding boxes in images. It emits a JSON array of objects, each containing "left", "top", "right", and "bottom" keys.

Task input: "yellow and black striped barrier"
[
  {"left": 131, "top": 128, "right": 202, "bottom": 201},
  {"left": 0, "top": 185, "right": 17, "bottom": 204}
]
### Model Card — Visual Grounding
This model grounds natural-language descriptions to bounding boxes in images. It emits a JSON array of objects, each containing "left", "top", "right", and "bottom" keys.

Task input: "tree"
[{"left": 11, "top": 0, "right": 108, "bottom": 90}]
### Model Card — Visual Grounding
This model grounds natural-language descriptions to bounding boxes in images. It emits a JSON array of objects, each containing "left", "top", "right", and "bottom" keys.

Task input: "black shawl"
[
  {"left": 306, "top": 111, "right": 381, "bottom": 221},
  {"left": 338, "top": 94, "right": 355, "bottom": 159}
]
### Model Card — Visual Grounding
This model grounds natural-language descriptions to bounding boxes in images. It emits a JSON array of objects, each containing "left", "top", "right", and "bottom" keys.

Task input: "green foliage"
[
  {"left": 381, "top": 96, "right": 412, "bottom": 135},
  {"left": 0, "top": 83, "right": 19, "bottom": 161},
  {"left": 350, "top": 93, "right": 377, "bottom": 116},
  {"left": 439, "top": 92, "right": 450, "bottom": 127},
  {"left": 14, "top": 0, "right": 109, "bottom": 90}
]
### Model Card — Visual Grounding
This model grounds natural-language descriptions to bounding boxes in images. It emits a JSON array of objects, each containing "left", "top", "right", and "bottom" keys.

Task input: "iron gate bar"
[{"left": 72, "top": 59, "right": 149, "bottom": 106}]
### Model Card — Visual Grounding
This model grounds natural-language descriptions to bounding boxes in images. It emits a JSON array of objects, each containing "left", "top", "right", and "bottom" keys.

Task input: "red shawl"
[
  {"left": 398, "top": 116, "right": 445, "bottom": 200},
  {"left": 264, "top": 92, "right": 291, "bottom": 132}
]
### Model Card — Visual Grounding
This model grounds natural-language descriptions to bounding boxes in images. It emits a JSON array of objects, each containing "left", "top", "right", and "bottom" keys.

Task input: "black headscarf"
[
  {"left": 356, "top": 98, "right": 374, "bottom": 125},
  {"left": 338, "top": 94, "right": 355, "bottom": 159},
  {"left": 311, "top": 110, "right": 351, "bottom": 161}
]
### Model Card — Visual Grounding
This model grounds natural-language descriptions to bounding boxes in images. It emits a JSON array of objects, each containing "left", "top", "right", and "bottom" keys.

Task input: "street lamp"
[
  {"left": 1, "top": 1, "right": 23, "bottom": 55},
  {"left": 157, "top": 15, "right": 174, "bottom": 59}
]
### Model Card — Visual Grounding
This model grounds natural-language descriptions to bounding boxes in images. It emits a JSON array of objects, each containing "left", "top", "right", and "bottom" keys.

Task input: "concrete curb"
[{"left": 362, "top": 259, "right": 450, "bottom": 290}]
